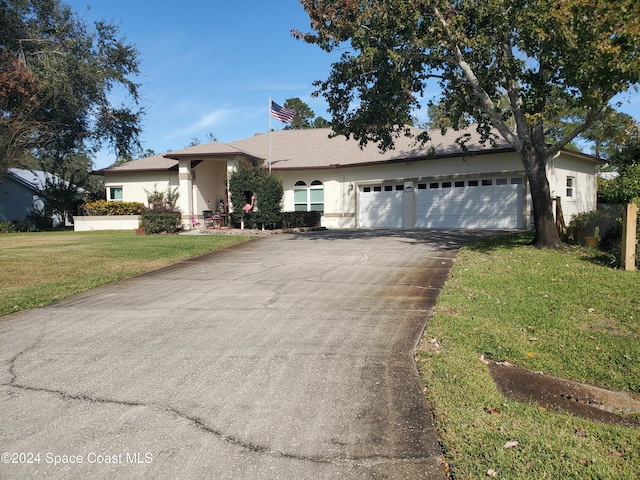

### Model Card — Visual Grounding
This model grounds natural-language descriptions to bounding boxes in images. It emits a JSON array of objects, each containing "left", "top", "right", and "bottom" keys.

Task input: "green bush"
[
  {"left": 280, "top": 211, "right": 322, "bottom": 228},
  {"left": 0, "top": 221, "right": 16, "bottom": 233},
  {"left": 27, "top": 209, "right": 52, "bottom": 231},
  {"left": 13, "top": 220, "right": 32, "bottom": 232},
  {"left": 567, "top": 209, "right": 612, "bottom": 242},
  {"left": 141, "top": 211, "right": 181, "bottom": 234},
  {"left": 82, "top": 200, "right": 147, "bottom": 216},
  {"left": 228, "top": 160, "right": 283, "bottom": 227}
]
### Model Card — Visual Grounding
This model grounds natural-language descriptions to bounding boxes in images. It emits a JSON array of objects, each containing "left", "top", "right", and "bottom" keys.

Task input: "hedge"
[
  {"left": 280, "top": 211, "right": 322, "bottom": 228},
  {"left": 82, "top": 200, "right": 147, "bottom": 216},
  {"left": 141, "top": 211, "right": 182, "bottom": 234}
]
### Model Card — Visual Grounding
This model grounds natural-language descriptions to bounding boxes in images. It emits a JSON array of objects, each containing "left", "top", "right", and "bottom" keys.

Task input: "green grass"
[
  {"left": 0, "top": 230, "right": 252, "bottom": 317},
  {"left": 418, "top": 233, "right": 640, "bottom": 479}
]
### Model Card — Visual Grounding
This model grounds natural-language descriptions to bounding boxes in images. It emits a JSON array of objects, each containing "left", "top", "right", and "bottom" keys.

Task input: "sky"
[
  {"left": 65, "top": 0, "right": 639, "bottom": 170},
  {"left": 65, "top": 0, "right": 349, "bottom": 169}
]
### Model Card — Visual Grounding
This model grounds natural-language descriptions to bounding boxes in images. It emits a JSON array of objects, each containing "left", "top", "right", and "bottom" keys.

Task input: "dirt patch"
[{"left": 485, "top": 359, "right": 640, "bottom": 428}]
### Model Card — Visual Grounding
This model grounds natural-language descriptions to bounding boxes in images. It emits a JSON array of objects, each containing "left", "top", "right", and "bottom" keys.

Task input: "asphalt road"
[{"left": 0, "top": 229, "right": 496, "bottom": 479}]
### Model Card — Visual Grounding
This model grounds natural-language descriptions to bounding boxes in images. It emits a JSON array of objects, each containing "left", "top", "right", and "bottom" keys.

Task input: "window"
[
  {"left": 395, "top": 185, "right": 404, "bottom": 191},
  {"left": 294, "top": 181, "right": 307, "bottom": 212},
  {"left": 441, "top": 181, "right": 452, "bottom": 188},
  {"left": 429, "top": 182, "right": 439, "bottom": 189},
  {"left": 496, "top": 178, "right": 508, "bottom": 185},
  {"left": 511, "top": 178, "right": 523, "bottom": 184},
  {"left": 384, "top": 185, "right": 393, "bottom": 192},
  {"left": 417, "top": 183, "right": 427, "bottom": 190},
  {"left": 468, "top": 180, "right": 479, "bottom": 187},
  {"left": 566, "top": 177, "right": 574, "bottom": 198},
  {"left": 108, "top": 186, "right": 123, "bottom": 201},
  {"left": 310, "top": 180, "right": 324, "bottom": 212},
  {"left": 455, "top": 181, "right": 465, "bottom": 187},
  {"left": 294, "top": 180, "right": 324, "bottom": 213},
  {"left": 482, "top": 179, "right": 493, "bottom": 186}
]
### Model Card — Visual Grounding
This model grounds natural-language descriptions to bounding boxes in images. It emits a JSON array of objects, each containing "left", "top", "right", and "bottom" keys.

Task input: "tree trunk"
[{"left": 520, "top": 145, "right": 564, "bottom": 249}]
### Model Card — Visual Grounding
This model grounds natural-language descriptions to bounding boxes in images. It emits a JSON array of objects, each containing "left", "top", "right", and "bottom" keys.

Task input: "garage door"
[
  {"left": 415, "top": 177, "right": 523, "bottom": 229},
  {"left": 359, "top": 184, "right": 405, "bottom": 228}
]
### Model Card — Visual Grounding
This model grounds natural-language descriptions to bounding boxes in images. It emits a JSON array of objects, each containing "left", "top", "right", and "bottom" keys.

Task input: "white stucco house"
[{"left": 97, "top": 126, "right": 600, "bottom": 230}]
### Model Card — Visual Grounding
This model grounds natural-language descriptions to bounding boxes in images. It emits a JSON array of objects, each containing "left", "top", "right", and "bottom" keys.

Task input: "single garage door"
[
  {"left": 359, "top": 184, "right": 405, "bottom": 228},
  {"left": 415, "top": 177, "right": 523, "bottom": 229}
]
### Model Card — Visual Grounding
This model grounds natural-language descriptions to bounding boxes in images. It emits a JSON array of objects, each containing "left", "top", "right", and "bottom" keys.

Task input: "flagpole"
[{"left": 268, "top": 95, "right": 272, "bottom": 173}]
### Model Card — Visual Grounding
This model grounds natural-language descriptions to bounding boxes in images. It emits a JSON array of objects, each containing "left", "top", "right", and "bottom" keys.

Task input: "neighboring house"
[
  {"left": 98, "top": 127, "right": 601, "bottom": 230},
  {"left": 0, "top": 168, "right": 83, "bottom": 227}
]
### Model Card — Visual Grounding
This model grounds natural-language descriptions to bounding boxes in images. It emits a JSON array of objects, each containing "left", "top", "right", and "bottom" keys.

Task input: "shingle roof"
[
  {"left": 99, "top": 126, "right": 516, "bottom": 174},
  {"left": 227, "top": 126, "right": 513, "bottom": 170},
  {"left": 97, "top": 154, "right": 178, "bottom": 173}
]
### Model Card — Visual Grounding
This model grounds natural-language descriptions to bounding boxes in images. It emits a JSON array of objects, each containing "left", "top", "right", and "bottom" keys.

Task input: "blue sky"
[
  {"left": 67, "top": 0, "right": 348, "bottom": 168},
  {"left": 66, "top": 1, "right": 639, "bottom": 169}
]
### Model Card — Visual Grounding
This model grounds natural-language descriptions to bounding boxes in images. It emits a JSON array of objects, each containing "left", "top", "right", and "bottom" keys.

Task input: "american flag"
[{"left": 270, "top": 101, "right": 296, "bottom": 123}]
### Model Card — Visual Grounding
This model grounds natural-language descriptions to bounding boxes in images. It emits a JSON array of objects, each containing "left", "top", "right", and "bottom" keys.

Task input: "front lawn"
[
  {"left": 0, "top": 230, "right": 252, "bottom": 317},
  {"left": 418, "top": 233, "right": 640, "bottom": 479}
]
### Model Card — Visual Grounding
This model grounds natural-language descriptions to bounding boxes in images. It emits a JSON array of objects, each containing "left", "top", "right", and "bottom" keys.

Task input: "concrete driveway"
[{"left": 0, "top": 229, "right": 495, "bottom": 479}]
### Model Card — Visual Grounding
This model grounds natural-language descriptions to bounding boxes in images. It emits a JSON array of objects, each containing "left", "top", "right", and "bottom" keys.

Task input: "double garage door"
[{"left": 359, "top": 177, "right": 524, "bottom": 229}]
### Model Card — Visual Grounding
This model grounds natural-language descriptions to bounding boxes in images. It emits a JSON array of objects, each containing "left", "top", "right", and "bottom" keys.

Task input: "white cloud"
[{"left": 169, "top": 108, "right": 236, "bottom": 138}]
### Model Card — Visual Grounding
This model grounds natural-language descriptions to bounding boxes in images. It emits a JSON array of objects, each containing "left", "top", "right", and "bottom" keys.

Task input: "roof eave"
[
  {"left": 272, "top": 146, "right": 517, "bottom": 171},
  {"left": 559, "top": 148, "right": 604, "bottom": 164}
]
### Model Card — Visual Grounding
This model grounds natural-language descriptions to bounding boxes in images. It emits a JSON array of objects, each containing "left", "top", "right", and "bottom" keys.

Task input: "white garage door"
[
  {"left": 415, "top": 177, "right": 523, "bottom": 229},
  {"left": 359, "top": 184, "right": 405, "bottom": 228}
]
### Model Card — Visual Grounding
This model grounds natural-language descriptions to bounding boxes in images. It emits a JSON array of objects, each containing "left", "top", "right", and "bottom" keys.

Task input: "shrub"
[
  {"left": 228, "top": 160, "right": 283, "bottom": 227},
  {"left": 141, "top": 211, "right": 181, "bottom": 234},
  {"left": 82, "top": 200, "right": 147, "bottom": 216},
  {"left": 144, "top": 184, "right": 180, "bottom": 212},
  {"left": 13, "top": 220, "right": 32, "bottom": 232},
  {"left": 0, "top": 221, "right": 16, "bottom": 233},
  {"left": 280, "top": 211, "right": 322, "bottom": 228},
  {"left": 27, "top": 209, "right": 52, "bottom": 231},
  {"left": 567, "top": 209, "right": 611, "bottom": 243}
]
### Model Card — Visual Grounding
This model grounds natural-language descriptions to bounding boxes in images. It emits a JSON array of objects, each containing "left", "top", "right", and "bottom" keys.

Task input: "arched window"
[
  {"left": 293, "top": 180, "right": 324, "bottom": 213},
  {"left": 294, "top": 181, "right": 307, "bottom": 211}
]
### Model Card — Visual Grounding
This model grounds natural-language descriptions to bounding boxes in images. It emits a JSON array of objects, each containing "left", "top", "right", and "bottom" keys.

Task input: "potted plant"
[{"left": 584, "top": 226, "right": 600, "bottom": 248}]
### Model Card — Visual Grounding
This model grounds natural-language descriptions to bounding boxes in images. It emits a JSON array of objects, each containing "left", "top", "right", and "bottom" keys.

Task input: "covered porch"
[{"left": 166, "top": 146, "right": 258, "bottom": 230}]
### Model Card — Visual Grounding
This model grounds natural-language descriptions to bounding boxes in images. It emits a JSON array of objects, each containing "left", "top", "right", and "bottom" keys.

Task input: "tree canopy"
[
  {"left": 282, "top": 98, "right": 330, "bottom": 130},
  {"left": 0, "top": 0, "right": 144, "bottom": 173},
  {"left": 295, "top": 0, "right": 640, "bottom": 248},
  {"left": 599, "top": 136, "right": 640, "bottom": 204}
]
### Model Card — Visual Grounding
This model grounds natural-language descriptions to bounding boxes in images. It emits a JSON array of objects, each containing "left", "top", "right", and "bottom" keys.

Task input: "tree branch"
[
  {"left": 547, "top": 104, "right": 609, "bottom": 157},
  {"left": 431, "top": 5, "right": 522, "bottom": 150}
]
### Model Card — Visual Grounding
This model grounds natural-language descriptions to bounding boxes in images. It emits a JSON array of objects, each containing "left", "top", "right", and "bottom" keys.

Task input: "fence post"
[
  {"left": 621, "top": 202, "right": 638, "bottom": 271},
  {"left": 555, "top": 196, "right": 567, "bottom": 239}
]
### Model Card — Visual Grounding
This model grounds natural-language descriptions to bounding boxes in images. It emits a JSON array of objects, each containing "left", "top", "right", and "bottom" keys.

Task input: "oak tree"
[
  {"left": 0, "top": 0, "right": 143, "bottom": 173},
  {"left": 295, "top": 0, "right": 640, "bottom": 248}
]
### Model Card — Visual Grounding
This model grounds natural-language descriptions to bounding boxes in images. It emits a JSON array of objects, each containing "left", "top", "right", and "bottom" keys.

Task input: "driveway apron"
[{"left": 0, "top": 229, "right": 487, "bottom": 479}]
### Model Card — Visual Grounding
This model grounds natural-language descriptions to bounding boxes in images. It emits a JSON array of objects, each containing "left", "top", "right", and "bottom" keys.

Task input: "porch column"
[
  {"left": 226, "top": 158, "right": 240, "bottom": 220},
  {"left": 178, "top": 159, "right": 193, "bottom": 227}
]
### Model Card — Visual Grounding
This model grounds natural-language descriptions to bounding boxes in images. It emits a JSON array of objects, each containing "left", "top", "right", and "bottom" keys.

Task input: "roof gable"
[{"left": 97, "top": 154, "right": 178, "bottom": 173}]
